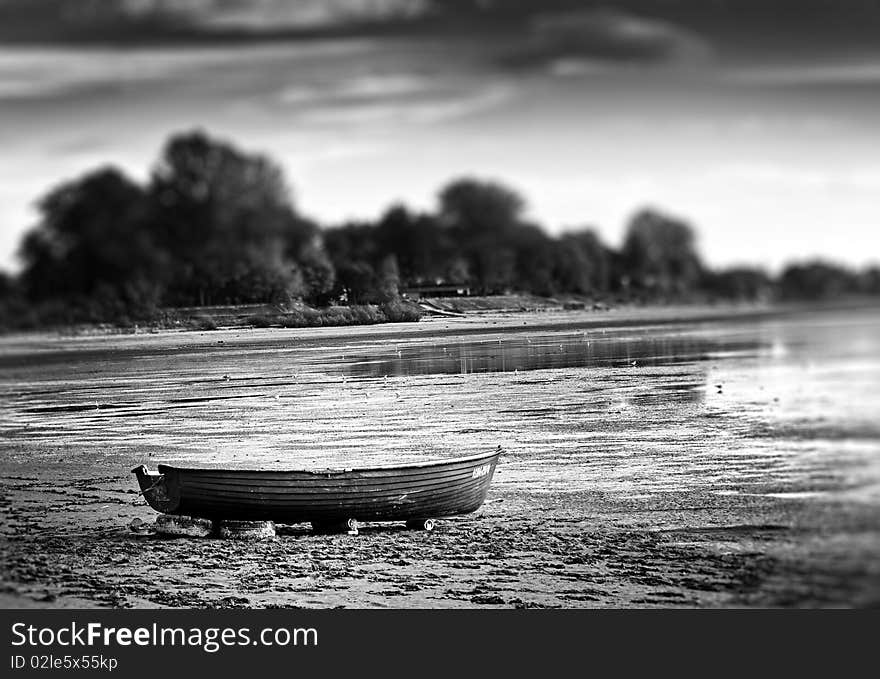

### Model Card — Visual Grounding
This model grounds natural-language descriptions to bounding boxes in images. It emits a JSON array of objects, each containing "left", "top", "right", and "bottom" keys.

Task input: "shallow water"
[
  {"left": 1, "top": 307, "right": 879, "bottom": 497},
  {"left": 1, "top": 306, "right": 879, "bottom": 608}
]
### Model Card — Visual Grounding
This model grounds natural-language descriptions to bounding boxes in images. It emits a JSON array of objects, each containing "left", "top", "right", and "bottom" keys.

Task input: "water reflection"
[{"left": 342, "top": 331, "right": 767, "bottom": 379}]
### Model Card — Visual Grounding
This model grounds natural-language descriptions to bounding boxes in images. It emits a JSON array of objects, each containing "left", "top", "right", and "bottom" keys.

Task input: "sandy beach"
[{"left": 2, "top": 305, "right": 879, "bottom": 608}]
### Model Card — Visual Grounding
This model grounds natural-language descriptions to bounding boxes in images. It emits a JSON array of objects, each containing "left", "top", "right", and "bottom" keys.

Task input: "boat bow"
[{"left": 132, "top": 465, "right": 180, "bottom": 514}]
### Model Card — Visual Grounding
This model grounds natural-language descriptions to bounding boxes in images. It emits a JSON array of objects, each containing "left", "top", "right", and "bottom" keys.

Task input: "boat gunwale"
[{"left": 156, "top": 447, "right": 503, "bottom": 476}]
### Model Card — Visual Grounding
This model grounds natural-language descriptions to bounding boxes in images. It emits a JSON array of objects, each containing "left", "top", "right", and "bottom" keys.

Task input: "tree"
[
  {"left": 147, "top": 130, "right": 302, "bottom": 306},
  {"left": 509, "top": 223, "right": 557, "bottom": 295},
  {"left": 374, "top": 205, "right": 452, "bottom": 286},
  {"left": 438, "top": 178, "right": 525, "bottom": 233},
  {"left": 18, "top": 166, "right": 164, "bottom": 314},
  {"left": 778, "top": 260, "right": 856, "bottom": 300},
  {"left": 703, "top": 267, "right": 772, "bottom": 301},
  {"left": 0, "top": 271, "right": 12, "bottom": 299},
  {"left": 324, "top": 221, "right": 382, "bottom": 270},
  {"left": 858, "top": 267, "right": 880, "bottom": 295},
  {"left": 621, "top": 208, "right": 702, "bottom": 297},
  {"left": 376, "top": 254, "right": 401, "bottom": 302},
  {"left": 438, "top": 178, "right": 527, "bottom": 293},
  {"left": 555, "top": 229, "right": 611, "bottom": 295},
  {"left": 284, "top": 217, "right": 335, "bottom": 305},
  {"left": 335, "top": 261, "right": 376, "bottom": 304}
]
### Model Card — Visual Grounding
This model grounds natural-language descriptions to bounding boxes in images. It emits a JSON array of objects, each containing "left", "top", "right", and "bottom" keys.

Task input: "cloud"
[
  {"left": 279, "top": 73, "right": 430, "bottom": 105},
  {"left": 273, "top": 65, "right": 517, "bottom": 128},
  {"left": 728, "top": 61, "right": 880, "bottom": 87},
  {"left": 294, "top": 80, "right": 514, "bottom": 126},
  {"left": 198, "top": 0, "right": 431, "bottom": 30},
  {"left": 0, "top": 0, "right": 434, "bottom": 43},
  {"left": 0, "top": 41, "right": 377, "bottom": 101},
  {"left": 0, "top": 0, "right": 190, "bottom": 42},
  {"left": 0, "top": 46, "right": 229, "bottom": 99},
  {"left": 502, "top": 8, "right": 712, "bottom": 71},
  {"left": 709, "top": 162, "right": 880, "bottom": 192}
]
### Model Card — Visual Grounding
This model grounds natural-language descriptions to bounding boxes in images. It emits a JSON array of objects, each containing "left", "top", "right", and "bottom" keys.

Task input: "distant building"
[{"left": 401, "top": 285, "right": 472, "bottom": 299}]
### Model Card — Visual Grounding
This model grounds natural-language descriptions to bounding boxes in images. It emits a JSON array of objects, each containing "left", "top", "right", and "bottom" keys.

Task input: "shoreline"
[{"left": 3, "top": 300, "right": 875, "bottom": 358}]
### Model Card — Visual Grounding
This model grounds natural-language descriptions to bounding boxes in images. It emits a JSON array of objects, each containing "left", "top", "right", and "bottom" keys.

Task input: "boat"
[{"left": 132, "top": 447, "right": 502, "bottom": 531}]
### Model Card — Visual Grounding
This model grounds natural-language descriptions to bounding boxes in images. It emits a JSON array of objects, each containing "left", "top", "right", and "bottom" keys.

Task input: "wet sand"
[{"left": 1, "top": 305, "right": 879, "bottom": 608}]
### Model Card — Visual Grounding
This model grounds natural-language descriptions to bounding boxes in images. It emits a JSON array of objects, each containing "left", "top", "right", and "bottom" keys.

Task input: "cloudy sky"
[{"left": 1, "top": 0, "right": 879, "bottom": 272}]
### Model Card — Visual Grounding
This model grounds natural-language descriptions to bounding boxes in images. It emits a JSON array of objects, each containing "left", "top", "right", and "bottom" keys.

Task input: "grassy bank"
[
  {"left": 3, "top": 293, "right": 877, "bottom": 338},
  {"left": 0, "top": 293, "right": 606, "bottom": 335},
  {"left": 0, "top": 298, "right": 423, "bottom": 335},
  {"left": 244, "top": 300, "right": 421, "bottom": 329}
]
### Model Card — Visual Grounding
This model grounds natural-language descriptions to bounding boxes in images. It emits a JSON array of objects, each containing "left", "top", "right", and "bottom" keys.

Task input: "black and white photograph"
[{"left": 1, "top": 0, "right": 879, "bottom": 615}]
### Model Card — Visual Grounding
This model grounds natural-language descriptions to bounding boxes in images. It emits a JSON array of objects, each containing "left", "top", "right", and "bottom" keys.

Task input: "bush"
[
  {"left": 380, "top": 299, "right": 422, "bottom": 322},
  {"left": 246, "top": 314, "right": 275, "bottom": 328},
  {"left": 271, "top": 304, "right": 391, "bottom": 328},
  {"left": 349, "top": 305, "right": 384, "bottom": 324}
]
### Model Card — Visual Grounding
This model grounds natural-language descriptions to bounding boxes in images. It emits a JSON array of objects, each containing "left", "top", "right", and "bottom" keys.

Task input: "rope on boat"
[{"left": 136, "top": 477, "right": 163, "bottom": 497}]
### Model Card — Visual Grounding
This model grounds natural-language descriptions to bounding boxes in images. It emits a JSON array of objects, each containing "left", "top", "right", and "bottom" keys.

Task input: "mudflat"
[{"left": 1, "top": 304, "right": 879, "bottom": 608}]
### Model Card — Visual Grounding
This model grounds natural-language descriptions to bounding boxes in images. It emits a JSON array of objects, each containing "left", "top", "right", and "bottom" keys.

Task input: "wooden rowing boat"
[{"left": 132, "top": 447, "right": 501, "bottom": 530}]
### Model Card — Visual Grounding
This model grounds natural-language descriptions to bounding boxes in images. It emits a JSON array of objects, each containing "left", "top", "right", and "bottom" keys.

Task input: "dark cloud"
[
  {"left": 0, "top": 0, "right": 434, "bottom": 43},
  {"left": 0, "top": 0, "right": 195, "bottom": 43},
  {"left": 502, "top": 8, "right": 712, "bottom": 70},
  {"left": 2, "top": 1, "right": 880, "bottom": 65}
]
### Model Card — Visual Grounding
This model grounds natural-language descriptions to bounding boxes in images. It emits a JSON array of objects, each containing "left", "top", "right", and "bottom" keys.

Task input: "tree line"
[{"left": 0, "top": 130, "right": 877, "bottom": 329}]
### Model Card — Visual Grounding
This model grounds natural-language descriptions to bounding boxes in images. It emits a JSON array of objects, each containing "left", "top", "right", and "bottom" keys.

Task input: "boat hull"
[{"left": 132, "top": 449, "right": 501, "bottom": 523}]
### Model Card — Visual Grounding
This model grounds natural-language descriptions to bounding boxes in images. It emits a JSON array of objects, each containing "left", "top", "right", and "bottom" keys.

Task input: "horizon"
[{"left": 2, "top": 1, "right": 880, "bottom": 273}]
